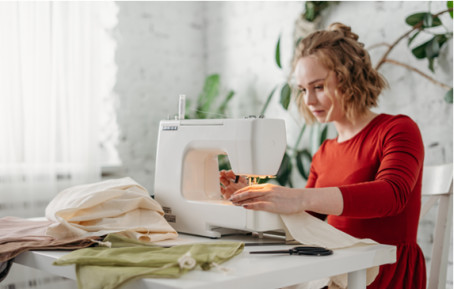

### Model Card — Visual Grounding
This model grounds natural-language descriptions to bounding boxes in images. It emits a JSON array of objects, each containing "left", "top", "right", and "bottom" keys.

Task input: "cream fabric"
[
  {"left": 45, "top": 177, "right": 178, "bottom": 242},
  {"left": 280, "top": 212, "right": 379, "bottom": 289}
]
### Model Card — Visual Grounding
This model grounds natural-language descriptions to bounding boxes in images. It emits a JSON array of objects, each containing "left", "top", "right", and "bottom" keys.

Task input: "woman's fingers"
[
  {"left": 220, "top": 170, "right": 236, "bottom": 179},
  {"left": 229, "top": 185, "right": 269, "bottom": 204},
  {"left": 219, "top": 170, "right": 241, "bottom": 186},
  {"left": 242, "top": 202, "right": 273, "bottom": 211},
  {"left": 228, "top": 184, "right": 303, "bottom": 214},
  {"left": 219, "top": 175, "right": 230, "bottom": 187},
  {"left": 219, "top": 170, "right": 249, "bottom": 199}
]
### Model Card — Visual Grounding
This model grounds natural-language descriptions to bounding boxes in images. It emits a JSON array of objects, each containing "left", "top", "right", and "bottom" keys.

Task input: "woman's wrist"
[
  {"left": 298, "top": 188, "right": 312, "bottom": 213},
  {"left": 300, "top": 187, "right": 344, "bottom": 216}
]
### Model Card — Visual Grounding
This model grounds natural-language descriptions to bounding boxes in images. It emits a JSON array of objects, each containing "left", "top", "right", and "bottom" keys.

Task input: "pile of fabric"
[
  {"left": 53, "top": 234, "right": 243, "bottom": 289},
  {"left": 0, "top": 216, "right": 103, "bottom": 282},
  {"left": 44, "top": 177, "right": 177, "bottom": 242},
  {"left": 0, "top": 177, "right": 384, "bottom": 289},
  {"left": 0, "top": 177, "right": 244, "bottom": 289}
]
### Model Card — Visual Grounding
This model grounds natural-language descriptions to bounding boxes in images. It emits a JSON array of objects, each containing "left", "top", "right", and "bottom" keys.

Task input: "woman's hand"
[
  {"left": 228, "top": 183, "right": 305, "bottom": 214},
  {"left": 219, "top": 170, "right": 248, "bottom": 200},
  {"left": 230, "top": 184, "right": 344, "bottom": 216}
]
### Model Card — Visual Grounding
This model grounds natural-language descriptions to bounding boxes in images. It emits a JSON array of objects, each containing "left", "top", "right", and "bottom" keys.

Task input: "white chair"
[{"left": 420, "top": 163, "right": 453, "bottom": 289}]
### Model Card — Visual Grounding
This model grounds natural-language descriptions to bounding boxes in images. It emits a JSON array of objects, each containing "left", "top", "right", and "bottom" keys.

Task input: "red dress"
[{"left": 307, "top": 114, "right": 426, "bottom": 289}]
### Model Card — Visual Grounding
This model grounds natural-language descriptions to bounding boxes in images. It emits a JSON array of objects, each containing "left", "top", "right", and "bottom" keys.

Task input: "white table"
[{"left": 13, "top": 233, "right": 396, "bottom": 289}]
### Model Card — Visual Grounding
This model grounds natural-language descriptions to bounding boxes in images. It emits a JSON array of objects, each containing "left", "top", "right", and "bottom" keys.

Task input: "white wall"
[
  {"left": 114, "top": 1, "right": 452, "bottom": 288},
  {"left": 319, "top": 1, "right": 453, "bottom": 166},
  {"left": 115, "top": 1, "right": 206, "bottom": 191},
  {"left": 204, "top": 1, "right": 302, "bottom": 116},
  {"left": 114, "top": 1, "right": 453, "bottom": 187}
]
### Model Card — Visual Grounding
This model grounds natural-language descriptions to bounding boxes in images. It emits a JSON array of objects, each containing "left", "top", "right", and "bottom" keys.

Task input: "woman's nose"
[{"left": 304, "top": 90, "right": 317, "bottom": 106}]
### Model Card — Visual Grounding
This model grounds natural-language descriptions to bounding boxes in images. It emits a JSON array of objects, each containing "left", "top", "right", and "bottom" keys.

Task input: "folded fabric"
[
  {"left": 45, "top": 177, "right": 178, "bottom": 242},
  {"left": 0, "top": 216, "right": 53, "bottom": 244},
  {"left": 280, "top": 212, "right": 379, "bottom": 289},
  {"left": 53, "top": 233, "right": 244, "bottom": 289},
  {"left": 0, "top": 216, "right": 101, "bottom": 281}
]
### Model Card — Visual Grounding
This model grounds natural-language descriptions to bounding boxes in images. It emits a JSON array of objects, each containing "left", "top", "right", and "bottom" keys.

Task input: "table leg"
[{"left": 348, "top": 268, "right": 367, "bottom": 289}]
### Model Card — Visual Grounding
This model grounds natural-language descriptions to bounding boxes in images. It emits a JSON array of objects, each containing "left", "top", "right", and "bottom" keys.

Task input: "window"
[{"left": 0, "top": 1, "right": 118, "bottom": 216}]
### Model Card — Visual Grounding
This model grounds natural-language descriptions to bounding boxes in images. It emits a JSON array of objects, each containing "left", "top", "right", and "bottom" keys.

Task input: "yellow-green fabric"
[{"left": 53, "top": 234, "right": 244, "bottom": 289}]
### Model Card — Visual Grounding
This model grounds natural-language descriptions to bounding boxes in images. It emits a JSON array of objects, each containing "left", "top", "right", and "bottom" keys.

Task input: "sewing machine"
[{"left": 154, "top": 116, "right": 287, "bottom": 238}]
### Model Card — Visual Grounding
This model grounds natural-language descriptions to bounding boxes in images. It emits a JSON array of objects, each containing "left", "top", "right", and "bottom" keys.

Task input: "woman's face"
[{"left": 294, "top": 56, "right": 343, "bottom": 123}]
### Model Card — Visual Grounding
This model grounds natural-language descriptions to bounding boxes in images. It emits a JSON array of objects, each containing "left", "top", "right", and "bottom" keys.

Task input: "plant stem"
[
  {"left": 375, "top": 8, "right": 453, "bottom": 70},
  {"left": 367, "top": 42, "right": 392, "bottom": 50},
  {"left": 375, "top": 28, "right": 420, "bottom": 70},
  {"left": 260, "top": 86, "right": 278, "bottom": 116},
  {"left": 292, "top": 124, "right": 306, "bottom": 157},
  {"left": 383, "top": 58, "right": 451, "bottom": 90}
]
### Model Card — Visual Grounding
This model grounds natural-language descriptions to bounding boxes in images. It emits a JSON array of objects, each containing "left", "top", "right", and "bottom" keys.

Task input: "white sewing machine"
[{"left": 154, "top": 116, "right": 288, "bottom": 238}]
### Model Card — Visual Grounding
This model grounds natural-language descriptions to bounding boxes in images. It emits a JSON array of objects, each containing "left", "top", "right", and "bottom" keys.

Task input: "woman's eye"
[
  {"left": 314, "top": 85, "right": 323, "bottom": 90},
  {"left": 298, "top": 88, "right": 307, "bottom": 94}
]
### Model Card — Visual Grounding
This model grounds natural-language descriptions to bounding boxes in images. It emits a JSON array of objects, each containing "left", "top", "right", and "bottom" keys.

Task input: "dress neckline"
[{"left": 335, "top": 113, "right": 385, "bottom": 144}]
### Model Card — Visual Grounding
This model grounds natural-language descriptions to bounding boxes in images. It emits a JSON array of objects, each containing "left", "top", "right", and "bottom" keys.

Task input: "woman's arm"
[
  {"left": 339, "top": 116, "right": 424, "bottom": 218},
  {"left": 229, "top": 184, "right": 344, "bottom": 216}
]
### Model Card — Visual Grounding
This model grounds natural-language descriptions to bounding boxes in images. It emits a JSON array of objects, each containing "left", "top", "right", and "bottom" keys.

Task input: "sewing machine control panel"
[{"left": 162, "top": 125, "right": 178, "bottom": 131}]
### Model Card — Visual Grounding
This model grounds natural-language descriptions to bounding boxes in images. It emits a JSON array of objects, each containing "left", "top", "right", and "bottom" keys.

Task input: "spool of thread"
[{"left": 178, "top": 94, "right": 186, "bottom": 120}]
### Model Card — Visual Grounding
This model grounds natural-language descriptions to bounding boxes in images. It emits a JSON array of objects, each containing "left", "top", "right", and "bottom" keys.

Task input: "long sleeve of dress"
[
  {"left": 338, "top": 115, "right": 424, "bottom": 218},
  {"left": 307, "top": 114, "right": 426, "bottom": 289}
]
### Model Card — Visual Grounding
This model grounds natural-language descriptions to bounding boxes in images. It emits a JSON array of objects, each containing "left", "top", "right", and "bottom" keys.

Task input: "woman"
[{"left": 220, "top": 23, "right": 426, "bottom": 289}]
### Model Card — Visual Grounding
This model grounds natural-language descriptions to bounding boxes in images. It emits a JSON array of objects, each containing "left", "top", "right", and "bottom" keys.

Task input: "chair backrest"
[{"left": 420, "top": 163, "right": 453, "bottom": 289}]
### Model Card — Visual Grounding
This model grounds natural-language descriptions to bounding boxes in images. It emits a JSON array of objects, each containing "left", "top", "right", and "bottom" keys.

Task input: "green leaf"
[
  {"left": 429, "top": 15, "right": 442, "bottom": 27},
  {"left": 304, "top": 2, "right": 316, "bottom": 21},
  {"left": 423, "top": 12, "right": 433, "bottom": 27},
  {"left": 293, "top": 124, "right": 307, "bottom": 154},
  {"left": 406, "top": 12, "right": 426, "bottom": 26},
  {"left": 216, "top": 90, "right": 235, "bottom": 116},
  {"left": 218, "top": 155, "right": 231, "bottom": 171},
  {"left": 185, "top": 99, "right": 192, "bottom": 119},
  {"left": 422, "top": 35, "right": 448, "bottom": 71},
  {"left": 437, "top": 34, "right": 448, "bottom": 47},
  {"left": 428, "top": 57, "right": 435, "bottom": 73},
  {"left": 405, "top": 12, "right": 442, "bottom": 28},
  {"left": 411, "top": 41, "right": 427, "bottom": 59},
  {"left": 411, "top": 34, "right": 448, "bottom": 61},
  {"left": 276, "top": 152, "right": 293, "bottom": 187},
  {"left": 445, "top": 88, "right": 453, "bottom": 103},
  {"left": 260, "top": 86, "right": 278, "bottom": 116},
  {"left": 303, "top": 1, "right": 330, "bottom": 22},
  {"left": 425, "top": 37, "right": 441, "bottom": 59},
  {"left": 196, "top": 74, "right": 220, "bottom": 118},
  {"left": 295, "top": 149, "right": 312, "bottom": 180},
  {"left": 408, "top": 30, "right": 421, "bottom": 47},
  {"left": 280, "top": 83, "right": 292, "bottom": 110},
  {"left": 448, "top": 1, "right": 453, "bottom": 18},
  {"left": 295, "top": 36, "right": 304, "bottom": 47},
  {"left": 319, "top": 125, "right": 328, "bottom": 146},
  {"left": 275, "top": 35, "right": 282, "bottom": 69}
]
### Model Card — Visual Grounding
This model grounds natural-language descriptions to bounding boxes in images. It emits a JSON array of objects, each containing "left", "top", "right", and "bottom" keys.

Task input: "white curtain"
[{"left": 0, "top": 2, "right": 117, "bottom": 218}]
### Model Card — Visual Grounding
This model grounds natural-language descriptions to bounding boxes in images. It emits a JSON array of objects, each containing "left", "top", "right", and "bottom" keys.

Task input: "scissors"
[{"left": 249, "top": 246, "right": 333, "bottom": 256}]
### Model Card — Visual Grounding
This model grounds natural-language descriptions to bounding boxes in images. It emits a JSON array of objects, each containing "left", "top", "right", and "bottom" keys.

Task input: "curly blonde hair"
[{"left": 292, "top": 22, "right": 388, "bottom": 124}]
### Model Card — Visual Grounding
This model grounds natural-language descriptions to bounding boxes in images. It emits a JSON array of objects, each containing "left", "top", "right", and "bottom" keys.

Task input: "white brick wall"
[
  {"left": 204, "top": 1, "right": 303, "bottom": 116},
  {"left": 115, "top": 1, "right": 206, "bottom": 191},
  {"left": 114, "top": 1, "right": 452, "bottom": 288}
]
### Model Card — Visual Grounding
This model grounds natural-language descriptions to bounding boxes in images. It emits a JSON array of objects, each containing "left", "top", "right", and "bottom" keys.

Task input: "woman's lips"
[{"left": 311, "top": 110, "right": 324, "bottom": 116}]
